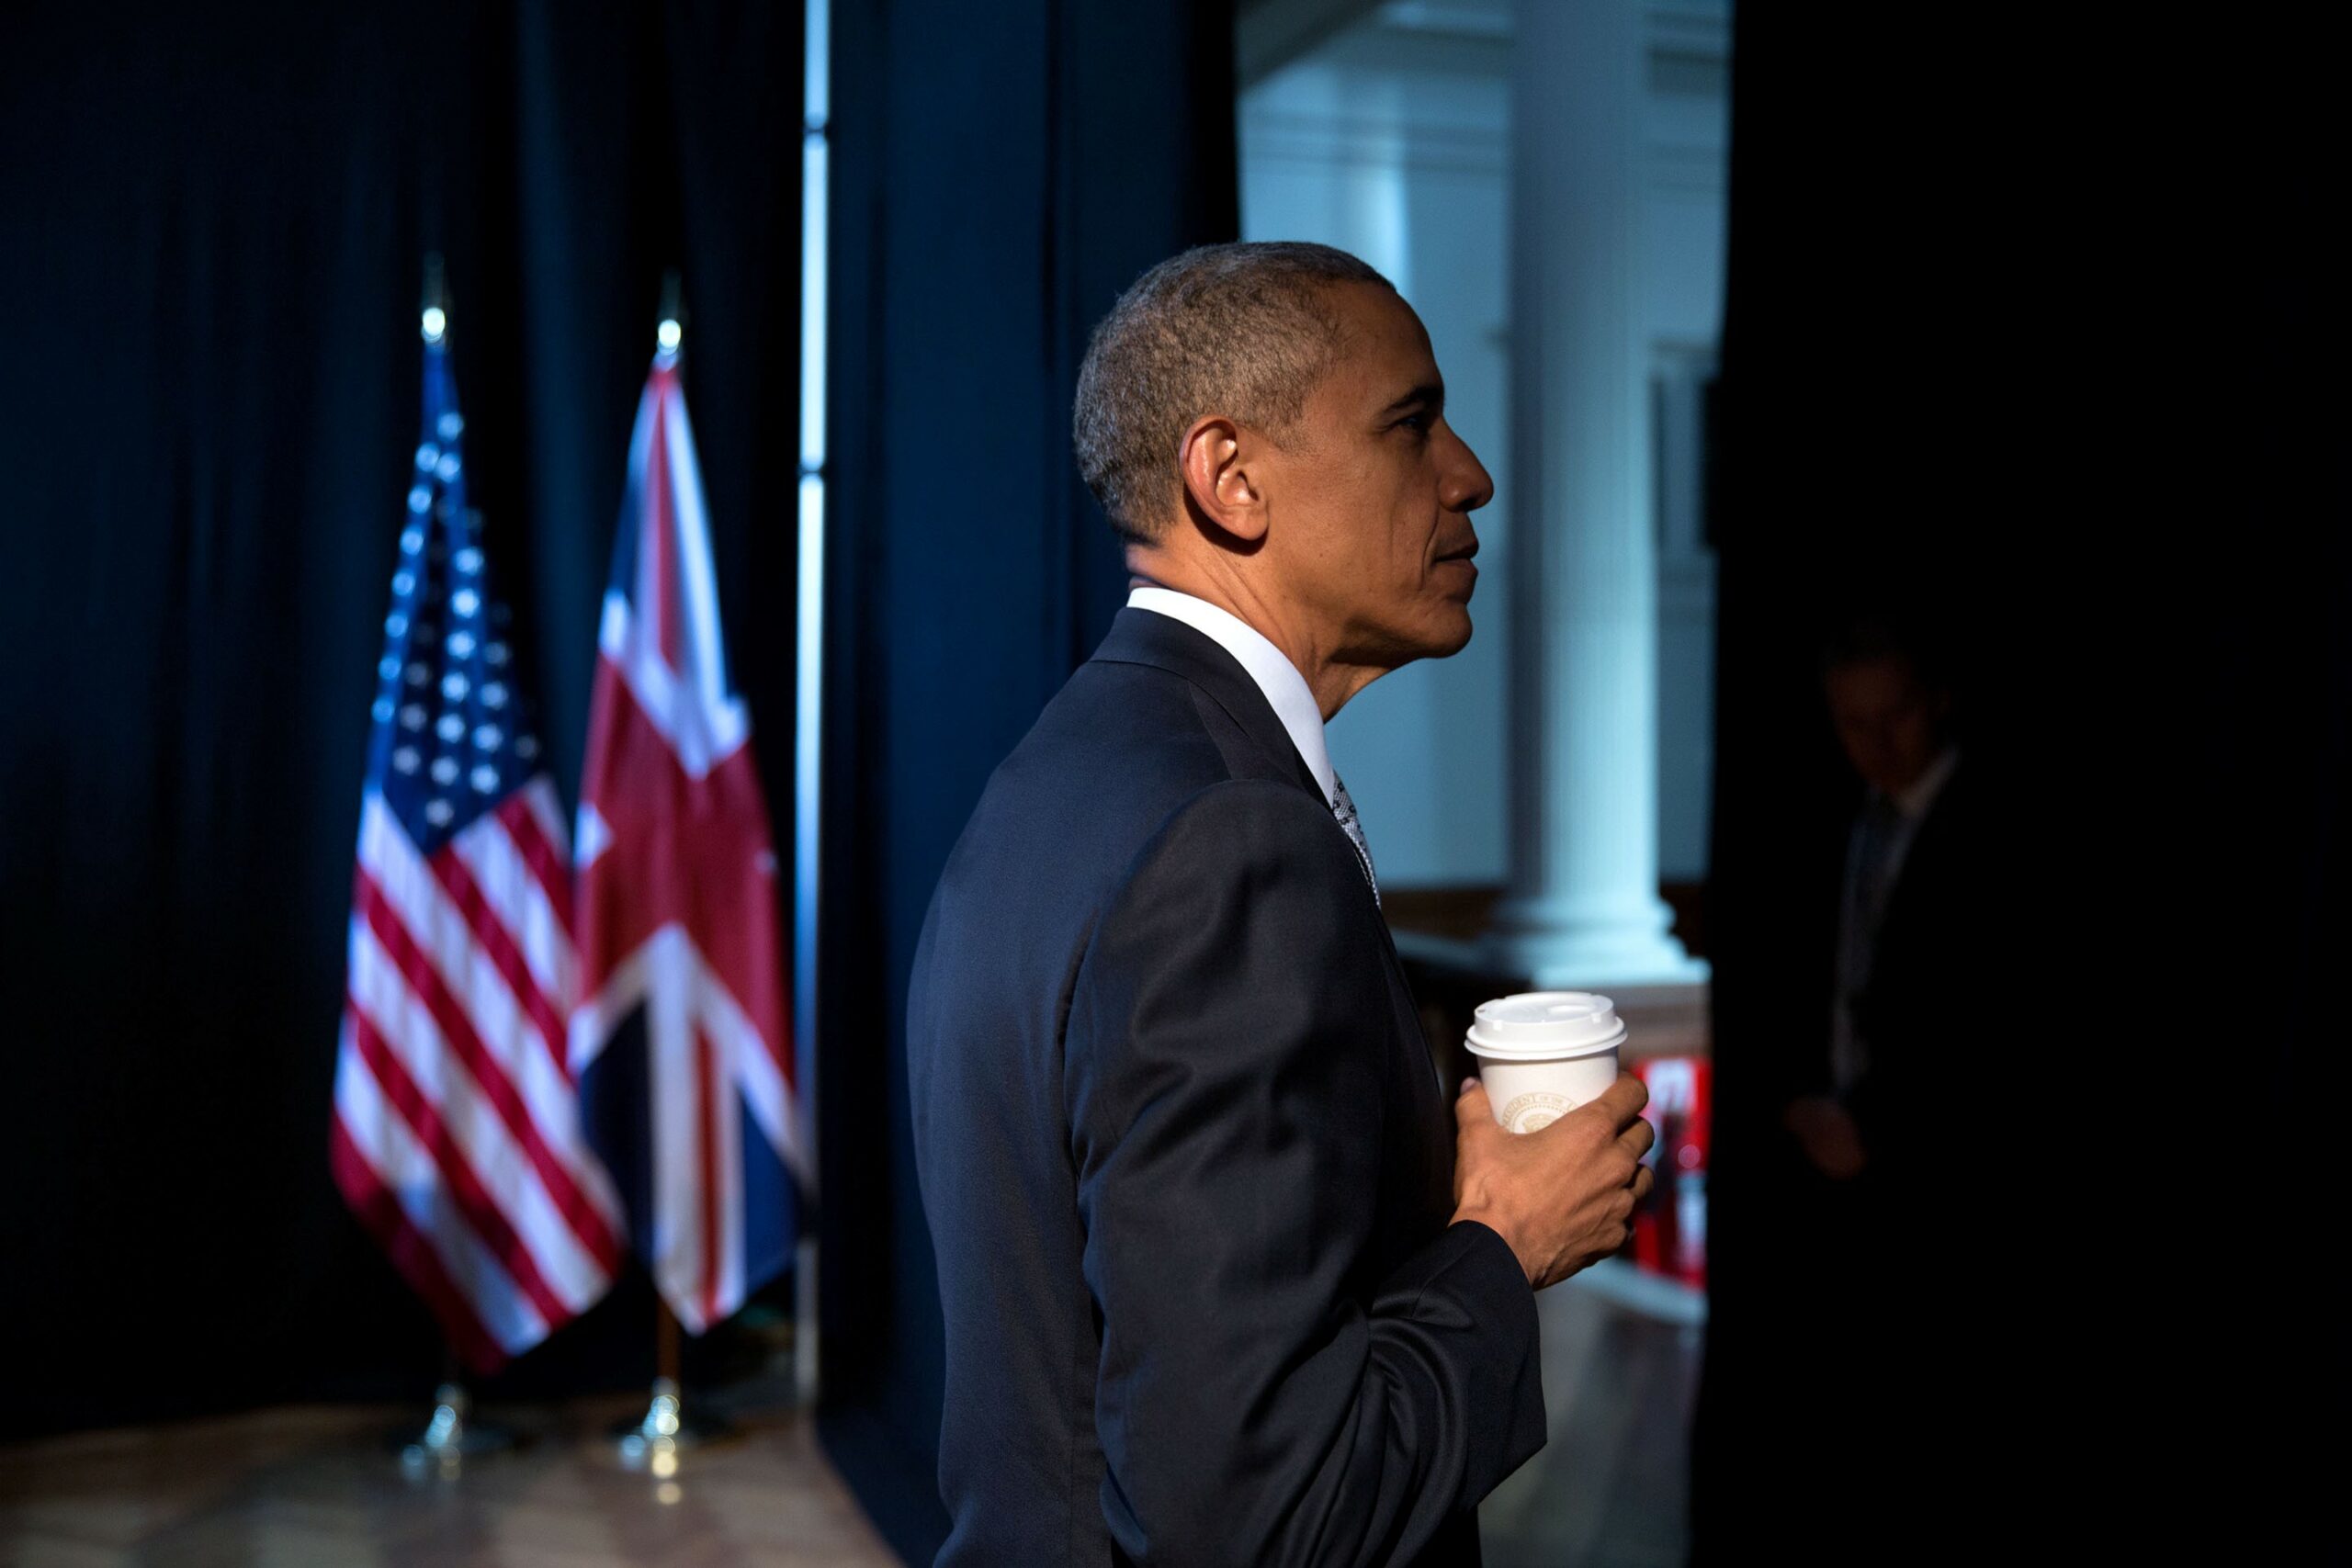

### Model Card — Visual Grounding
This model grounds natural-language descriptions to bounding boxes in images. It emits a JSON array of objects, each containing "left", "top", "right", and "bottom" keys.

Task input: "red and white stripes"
[{"left": 331, "top": 779, "right": 623, "bottom": 1369}]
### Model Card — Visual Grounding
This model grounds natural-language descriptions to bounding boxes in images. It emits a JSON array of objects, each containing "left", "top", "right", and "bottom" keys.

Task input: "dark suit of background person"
[
  {"left": 905, "top": 588, "right": 1545, "bottom": 1567},
  {"left": 1768, "top": 637, "right": 1981, "bottom": 1553},
  {"left": 1833, "top": 747, "right": 1974, "bottom": 1193}
]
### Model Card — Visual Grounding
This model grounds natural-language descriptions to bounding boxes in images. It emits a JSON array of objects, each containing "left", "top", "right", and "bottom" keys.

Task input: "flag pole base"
[
  {"left": 397, "top": 1382, "right": 515, "bottom": 1479},
  {"left": 611, "top": 1376, "right": 733, "bottom": 1472}
]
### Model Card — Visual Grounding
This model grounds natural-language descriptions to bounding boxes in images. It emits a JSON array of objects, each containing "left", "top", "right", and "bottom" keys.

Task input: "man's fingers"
[
  {"left": 1454, "top": 1077, "right": 1492, "bottom": 1132},
  {"left": 1618, "top": 1115, "right": 1657, "bottom": 1162},
  {"left": 1591, "top": 1071, "right": 1648, "bottom": 1128},
  {"left": 1631, "top": 1164, "right": 1656, "bottom": 1204},
  {"left": 1618, "top": 1124, "right": 1656, "bottom": 1166}
]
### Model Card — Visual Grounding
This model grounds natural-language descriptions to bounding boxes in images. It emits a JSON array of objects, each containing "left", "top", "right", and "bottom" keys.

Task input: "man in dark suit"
[
  {"left": 1754, "top": 615, "right": 1983, "bottom": 1561},
  {"left": 906, "top": 242, "right": 1658, "bottom": 1565},
  {"left": 1783, "top": 616, "right": 1974, "bottom": 1194}
]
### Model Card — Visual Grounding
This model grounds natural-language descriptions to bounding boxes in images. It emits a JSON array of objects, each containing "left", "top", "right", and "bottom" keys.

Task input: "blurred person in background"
[
  {"left": 1755, "top": 608, "right": 1984, "bottom": 1560},
  {"left": 1786, "top": 612, "right": 1972, "bottom": 1193}
]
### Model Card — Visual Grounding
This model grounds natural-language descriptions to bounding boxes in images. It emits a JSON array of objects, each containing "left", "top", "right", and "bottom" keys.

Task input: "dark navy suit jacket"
[{"left": 907, "top": 606, "right": 1545, "bottom": 1566}]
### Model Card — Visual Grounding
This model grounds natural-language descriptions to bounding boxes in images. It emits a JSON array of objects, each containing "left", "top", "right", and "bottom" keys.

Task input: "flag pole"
[
  {"left": 593, "top": 270, "right": 784, "bottom": 1471},
  {"left": 422, "top": 253, "right": 449, "bottom": 332},
  {"left": 659, "top": 1296, "right": 683, "bottom": 1389},
  {"left": 609, "top": 277, "right": 727, "bottom": 1473},
  {"left": 615, "top": 1297, "right": 733, "bottom": 1469},
  {"left": 396, "top": 1347, "right": 514, "bottom": 1477},
  {"left": 385, "top": 261, "right": 513, "bottom": 1478},
  {"left": 656, "top": 269, "right": 685, "bottom": 364}
]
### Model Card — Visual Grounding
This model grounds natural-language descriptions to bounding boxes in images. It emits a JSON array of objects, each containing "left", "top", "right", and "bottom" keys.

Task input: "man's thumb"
[{"left": 1454, "top": 1076, "right": 1490, "bottom": 1129}]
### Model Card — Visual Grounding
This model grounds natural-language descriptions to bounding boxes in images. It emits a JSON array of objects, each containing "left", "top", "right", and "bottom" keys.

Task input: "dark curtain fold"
[
  {"left": 0, "top": 0, "right": 803, "bottom": 1436},
  {"left": 1700, "top": 9, "right": 2342, "bottom": 1561},
  {"left": 815, "top": 1, "right": 1237, "bottom": 1557}
]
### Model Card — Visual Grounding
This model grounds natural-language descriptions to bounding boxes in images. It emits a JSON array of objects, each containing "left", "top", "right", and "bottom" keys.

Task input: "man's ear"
[{"left": 1177, "top": 415, "right": 1268, "bottom": 546}]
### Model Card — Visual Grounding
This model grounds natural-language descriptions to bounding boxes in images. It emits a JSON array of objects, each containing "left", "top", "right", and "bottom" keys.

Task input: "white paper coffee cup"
[{"left": 1465, "top": 991, "right": 1628, "bottom": 1134}]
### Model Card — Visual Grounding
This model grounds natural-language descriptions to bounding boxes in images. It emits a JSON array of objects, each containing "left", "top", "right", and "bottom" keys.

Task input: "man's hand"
[
  {"left": 1450, "top": 1073, "right": 1656, "bottom": 1291},
  {"left": 1783, "top": 1093, "right": 1869, "bottom": 1180}
]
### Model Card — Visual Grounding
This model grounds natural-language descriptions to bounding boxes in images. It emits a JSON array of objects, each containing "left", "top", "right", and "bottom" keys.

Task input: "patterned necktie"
[{"left": 1329, "top": 772, "right": 1379, "bottom": 908}]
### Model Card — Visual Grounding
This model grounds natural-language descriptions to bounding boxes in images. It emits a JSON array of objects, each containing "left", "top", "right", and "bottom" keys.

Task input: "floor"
[
  {"left": 0, "top": 1272, "right": 1700, "bottom": 1568},
  {"left": 1478, "top": 1262, "right": 1704, "bottom": 1568},
  {"left": 0, "top": 1393, "right": 894, "bottom": 1568}
]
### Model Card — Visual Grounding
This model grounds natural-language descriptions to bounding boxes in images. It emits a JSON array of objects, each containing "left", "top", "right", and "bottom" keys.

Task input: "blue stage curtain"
[{"left": 0, "top": 0, "right": 805, "bottom": 1432}]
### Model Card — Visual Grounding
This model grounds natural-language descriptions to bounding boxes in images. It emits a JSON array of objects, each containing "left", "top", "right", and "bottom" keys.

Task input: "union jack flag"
[
  {"left": 570, "top": 342, "right": 804, "bottom": 1335},
  {"left": 332, "top": 321, "right": 624, "bottom": 1371}
]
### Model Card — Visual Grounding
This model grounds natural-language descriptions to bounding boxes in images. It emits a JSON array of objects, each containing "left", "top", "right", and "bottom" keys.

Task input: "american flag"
[
  {"left": 569, "top": 342, "right": 804, "bottom": 1336},
  {"left": 330, "top": 321, "right": 624, "bottom": 1371}
]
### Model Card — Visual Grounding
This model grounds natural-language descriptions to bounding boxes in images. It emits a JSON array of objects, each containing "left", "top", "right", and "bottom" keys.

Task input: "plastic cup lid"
[{"left": 1464, "top": 991, "right": 1628, "bottom": 1061}]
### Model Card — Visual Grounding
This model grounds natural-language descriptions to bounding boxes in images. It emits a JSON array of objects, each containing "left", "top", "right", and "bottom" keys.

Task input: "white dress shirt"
[
  {"left": 1874, "top": 742, "right": 1961, "bottom": 890},
  {"left": 1125, "top": 586, "right": 1336, "bottom": 803}
]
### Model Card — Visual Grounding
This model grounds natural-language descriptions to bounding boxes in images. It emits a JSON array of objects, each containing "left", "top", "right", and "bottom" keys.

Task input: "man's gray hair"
[{"left": 1073, "top": 241, "right": 1393, "bottom": 547}]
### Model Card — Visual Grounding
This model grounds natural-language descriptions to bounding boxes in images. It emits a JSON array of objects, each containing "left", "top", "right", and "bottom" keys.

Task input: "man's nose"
[{"left": 1443, "top": 427, "right": 1497, "bottom": 513}]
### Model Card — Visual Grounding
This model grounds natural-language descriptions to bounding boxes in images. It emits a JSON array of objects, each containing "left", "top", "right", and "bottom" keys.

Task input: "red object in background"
[{"left": 1631, "top": 1056, "right": 1711, "bottom": 1289}]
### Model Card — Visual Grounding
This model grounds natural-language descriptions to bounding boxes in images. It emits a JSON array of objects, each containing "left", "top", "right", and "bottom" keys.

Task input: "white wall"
[{"left": 1238, "top": 0, "right": 1728, "bottom": 886}]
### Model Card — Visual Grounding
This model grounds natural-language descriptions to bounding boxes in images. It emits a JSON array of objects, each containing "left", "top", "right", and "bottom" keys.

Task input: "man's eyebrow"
[{"left": 1378, "top": 382, "right": 1446, "bottom": 417}]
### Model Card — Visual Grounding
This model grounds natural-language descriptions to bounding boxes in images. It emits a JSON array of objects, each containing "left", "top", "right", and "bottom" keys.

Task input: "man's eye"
[{"left": 1397, "top": 412, "right": 1430, "bottom": 433}]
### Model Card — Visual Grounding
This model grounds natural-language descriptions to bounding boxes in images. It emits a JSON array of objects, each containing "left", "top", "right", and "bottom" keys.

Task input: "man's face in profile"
[
  {"left": 1825, "top": 654, "right": 1950, "bottom": 797},
  {"left": 1261, "top": 282, "right": 1493, "bottom": 668}
]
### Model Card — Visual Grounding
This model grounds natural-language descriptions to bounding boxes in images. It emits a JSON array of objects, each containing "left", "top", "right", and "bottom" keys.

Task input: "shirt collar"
[
  {"left": 1125, "top": 586, "right": 1336, "bottom": 803},
  {"left": 1891, "top": 744, "right": 1962, "bottom": 821}
]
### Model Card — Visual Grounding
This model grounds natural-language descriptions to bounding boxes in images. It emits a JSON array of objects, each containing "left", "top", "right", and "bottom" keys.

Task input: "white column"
[{"left": 1484, "top": 0, "right": 1705, "bottom": 990}]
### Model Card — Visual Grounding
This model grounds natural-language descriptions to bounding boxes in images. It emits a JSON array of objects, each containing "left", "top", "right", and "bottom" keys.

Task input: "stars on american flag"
[{"left": 366, "top": 372, "right": 539, "bottom": 856}]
